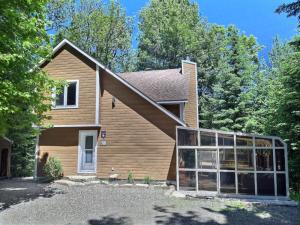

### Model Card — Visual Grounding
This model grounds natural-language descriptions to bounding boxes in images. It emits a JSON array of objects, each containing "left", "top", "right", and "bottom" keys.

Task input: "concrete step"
[{"left": 65, "top": 176, "right": 97, "bottom": 182}]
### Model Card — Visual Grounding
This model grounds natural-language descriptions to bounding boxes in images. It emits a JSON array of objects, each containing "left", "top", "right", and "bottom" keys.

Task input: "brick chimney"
[{"left": 182, "top": 59, "right": 199, "bottom": 128}]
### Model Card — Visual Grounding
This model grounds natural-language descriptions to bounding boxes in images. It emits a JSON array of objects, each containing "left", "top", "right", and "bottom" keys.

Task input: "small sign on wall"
[{"left": 101, "top": 130, "right": 107, "bottom": 146}]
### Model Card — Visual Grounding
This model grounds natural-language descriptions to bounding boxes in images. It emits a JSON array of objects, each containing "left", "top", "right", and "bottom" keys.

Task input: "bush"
[
  {"left": 143, "top": 175, "right": 152, "bottom": 185},
  {"left": 43, "top": 157, "right": 63, "bottom": 180},
  {"left": 127, "top": 170, "right": 134, "bottom": 183}
]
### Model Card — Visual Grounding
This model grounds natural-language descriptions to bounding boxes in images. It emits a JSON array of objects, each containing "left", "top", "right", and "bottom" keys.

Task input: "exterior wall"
[
  {"left": 42, "top": 47, "right": 97, "bottom": 125},
  {"left": 0, "top": 138, "right": 11, "bottom": 177},
  {"left": 182, "top": 61, "right": 198, "bottom": 128},
  {"left": 160, "top": 104, "right": 180, "bottom": 118},
  {"left": 97, "top": 71, "right": 177, "bottom": 180},
  {"left": 38, "top": 127, "right": 100, "bottom": 177}
]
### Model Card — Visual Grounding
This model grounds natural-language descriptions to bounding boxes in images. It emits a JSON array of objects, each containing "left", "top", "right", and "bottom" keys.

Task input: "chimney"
[{"left": 181, "top": 59, "right": 199, "bottom": 128}]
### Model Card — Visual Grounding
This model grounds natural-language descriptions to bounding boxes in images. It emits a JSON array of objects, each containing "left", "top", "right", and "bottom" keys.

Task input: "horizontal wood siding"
[
  {"left": 183, "top": 62, "right": 198, "bottom": 128},
  {"left": 42, "top": 47, "right": 96, "bottom": 125},
  {"left": 97, "top": 71, "right": 177, "bottom": 180}
]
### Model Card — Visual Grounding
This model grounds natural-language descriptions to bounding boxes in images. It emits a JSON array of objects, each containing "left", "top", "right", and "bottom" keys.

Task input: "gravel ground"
[{"left": 0, "top": 179, "right": 299, "bottom": 225}]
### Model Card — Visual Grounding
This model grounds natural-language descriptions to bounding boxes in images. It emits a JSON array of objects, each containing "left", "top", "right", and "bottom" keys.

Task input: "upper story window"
[{"left": 53, "top": 80, "right": 79, "bottom": 109}]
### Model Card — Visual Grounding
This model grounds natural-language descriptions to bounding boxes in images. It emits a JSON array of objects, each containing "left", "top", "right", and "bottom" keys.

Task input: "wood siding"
[
  {"left": 97, "top": 70, "right": 177, "bottom": 180},
  {"left": 182, "top": 62, "right": 198, "bottom": 128},
  {"left": 42, "top": 47, "right": 96, "bottom": 125}
]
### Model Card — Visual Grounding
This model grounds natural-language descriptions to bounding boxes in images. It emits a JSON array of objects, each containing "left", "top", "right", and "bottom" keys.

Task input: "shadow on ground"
[
  {"left": 88, "top": 215, "right": 132, "bottom": 225},
  {"left": 153, "top": 203, "right": 300, "bottom": 225},
  {"left": 0, "top": 178, "right": 63, "bottom": 212}
]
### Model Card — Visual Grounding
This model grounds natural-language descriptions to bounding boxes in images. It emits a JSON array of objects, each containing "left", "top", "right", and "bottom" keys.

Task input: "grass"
[{"left": 290, "top": 191, "right": 300, "bottom": 202}]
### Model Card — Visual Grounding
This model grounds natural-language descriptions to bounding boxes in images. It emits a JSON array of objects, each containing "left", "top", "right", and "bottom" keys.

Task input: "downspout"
[{"left": 34, "top": 135, "right": 39, "bottom": 180}]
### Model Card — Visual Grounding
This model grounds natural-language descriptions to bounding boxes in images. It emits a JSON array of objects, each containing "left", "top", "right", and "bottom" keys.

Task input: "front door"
[
  {"left": 78, "top": 131, "right": 97, "bottom": 173},
  {"left": 0, "top": 149, "right": 8, "bottom": 177}
]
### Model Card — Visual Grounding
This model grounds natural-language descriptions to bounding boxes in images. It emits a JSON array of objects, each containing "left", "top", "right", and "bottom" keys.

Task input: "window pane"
[
  {"left": 220, "top": 172, "right": 236, "bottom": 193},
  {"left": 236, "top": 135, "right": 253, "bottom": 146},
  {"left": 257, "top": 174, "right": 275, "bottom": 196},
  {"left": 85, "top": 150, "right": 93, "bottom": 163},
  {"left": 198, "top": 172, "right": 217, "bottom": 191},
  {"left": 237, "top": 149, "right": 254, "bottom": 171},
  {"left": 197, "top": 150, "right": 217, "bottom": 169},
  {"left": 275, "top": 139, "right": 284, "bottom": 147},
  {"left": 178, "top": 129, "right": 198, "bottom": 146},
  {"left": 255, "top": 138, "right": 272, "bottom": 147},
  {"left": 238, "top": 173, "right": 255, "bottom": 195},
  {"left": 67, "top": 82, "right": 77, "bottom": 105},
  {"left": 277, "top": 174, "right": 287, "bottom": 196},
  {"left": 256, "top": 149, "right": 273, "bottom": 171},
  {"left": 218, "top": 134, "right": 234, "bottom": 146},
  {"left": 179, "top": 149, "right": 195, "bottom": 169},
  {"left": 85, "top": 136, "right": 94, "bottom": 149},
  {"left": 55, "top": 87, "right": 64, "bottom": 106},
  {"left": 276, "top": 149, "right": 285, "bottom": 171},
  {"left": 219, "top": 148, "right": 235, "bottom": 170},
  {"left": 179, "top": 171, "right": 196, "bottom": 191},
  {"left": 200, "top": 132, "right": 216, "bottom": 146}
]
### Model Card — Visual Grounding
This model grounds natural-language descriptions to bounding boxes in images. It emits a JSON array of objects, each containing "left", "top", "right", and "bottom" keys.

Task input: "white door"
[{"left": 78, "top": 130, "right": 97, "bottom": 173}]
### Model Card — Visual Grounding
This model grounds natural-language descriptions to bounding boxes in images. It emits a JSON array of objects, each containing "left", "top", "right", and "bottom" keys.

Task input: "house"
[
  {"left": 36, "top": 39, "right": 198, "bottom": 181},
  {"left": 0, "top": 137, "right": 12, "bottom": 178}
]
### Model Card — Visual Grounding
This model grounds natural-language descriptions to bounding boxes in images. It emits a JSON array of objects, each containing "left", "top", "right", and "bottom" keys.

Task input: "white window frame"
[{"left": 52, "top": 80, "right": 79, "bottom": 109}]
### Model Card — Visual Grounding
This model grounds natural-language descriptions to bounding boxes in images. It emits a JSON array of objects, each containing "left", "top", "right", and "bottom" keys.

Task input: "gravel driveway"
[{"left": 0, "top": 179, "right": 299, "bottom": 225}]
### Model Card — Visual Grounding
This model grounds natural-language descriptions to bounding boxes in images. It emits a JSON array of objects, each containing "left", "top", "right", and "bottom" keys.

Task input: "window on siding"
[{"left": 54, "top": 81, "right": 78, "bottom": 108}]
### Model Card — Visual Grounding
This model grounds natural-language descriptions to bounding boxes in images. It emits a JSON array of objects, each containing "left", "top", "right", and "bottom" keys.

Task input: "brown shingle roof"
[{"left": 118, "top": 68, "right": 188, "bottom": 102}]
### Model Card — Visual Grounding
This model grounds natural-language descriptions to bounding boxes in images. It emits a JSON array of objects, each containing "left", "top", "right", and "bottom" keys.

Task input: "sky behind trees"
[{"left": 119, "top": 0, "right": 298, "bottom": 58}]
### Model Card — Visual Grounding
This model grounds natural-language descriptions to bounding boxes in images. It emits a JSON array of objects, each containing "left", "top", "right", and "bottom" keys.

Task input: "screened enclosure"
[{"left": 176, "top": 127, "right": 289, "bottom": 198}]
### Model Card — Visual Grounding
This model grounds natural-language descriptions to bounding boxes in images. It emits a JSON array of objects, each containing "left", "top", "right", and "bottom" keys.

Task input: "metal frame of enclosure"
[{"left": 176, "top": 127, "right": 289, "bottom": 199}]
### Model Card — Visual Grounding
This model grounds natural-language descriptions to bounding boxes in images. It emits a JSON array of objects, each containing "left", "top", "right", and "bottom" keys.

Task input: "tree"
[
  {"left": 137, "top": 0, "right": 207, "bottom": 70},
  {"left": 49, "top": 0, "right": 134, "bottom": 72},
  {"left": 0, "top": 0, "right": 57, "bottom": 136},
  {"left": 276, "top": 0, "right": 300, "bottom": 26}
]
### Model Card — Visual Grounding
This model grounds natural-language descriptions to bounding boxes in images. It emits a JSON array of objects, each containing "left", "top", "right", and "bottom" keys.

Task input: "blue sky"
[{"left": 119, "top": 0, "right": 298, "bottom": 59}]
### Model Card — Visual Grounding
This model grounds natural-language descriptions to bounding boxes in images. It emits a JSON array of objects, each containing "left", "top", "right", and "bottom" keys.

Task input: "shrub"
[
  {"left": 127, "top": 170, "right": 134, "bottom": 183},
  {"left": 143, "top": 175, "right": 152, "bottom": 185},
  {"left": 43, "top": 157, "right": 63, "bottom": 181}
]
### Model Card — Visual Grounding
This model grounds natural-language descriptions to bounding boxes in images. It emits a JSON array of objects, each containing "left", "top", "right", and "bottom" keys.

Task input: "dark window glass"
[
  {"left": 198, "top": 172, "right": 217, "bottom": 191},
  {"left": 55, "top": 87, "right": 64, "bottom": 106},
  {"left": 219, "top": 149, "right": 235, "bottom": 170},
  {"left": 275, "top": 139, "right": 284, "bottom": 147},
  {"left": 276, "top": 149, "right": 285, "bottom": 171},
  {"left": 85, "top": 150, "right": 93, "bottom": 163},
  {"left": 236, "top": 135, "right": 253, "bottom": 146},
  {"left": 197, "top": 150, "right": 217, "bottom": 169},
  {"left": 218, "top": 134, "right": 234, "bottom": 146},
  {"left": 200, "top": 132, "right": 216, "bottom": 146},
  {"left": 237, "top": 149, "right": 254, "bottom": 171},
  {"left": 220, "top": 172, "right": 236, "bottom": 193},
  {"left": 85, "top": 136, "right": 93, "bottom": 149},
  {"left": 179, "top": 171, "right": 196, "bottom": 191},
  {"left": 178, "top": 129, "right": 198, "bottom": 146},
  {"left": 179, "top": 149, "right": 195, "bottom": 169},
  {"left": 257, "top": 174, "right": 275, "bottom": 196},
  {"left": 67, "top": 82, "right": 77, "bottom": 105},
  {"left": 256, "top": 149, "right": 273, "bottom": 171},
  {"left": 238, "top": 173, "right": 255, "bottom": 195},
  {"left": 277, "top": 174, "right": 287, "bottom": 196},
  {"left": 255, "top": 138, "right": 272, "bottom": 147}
]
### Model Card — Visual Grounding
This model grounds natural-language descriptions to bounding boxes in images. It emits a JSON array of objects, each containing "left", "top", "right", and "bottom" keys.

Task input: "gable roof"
[
  {"left": 119, "top": 69, "right": 188, "bottom": 102},
  {"left": 44, "top": 39, "right": 186, "bottom": 127}
]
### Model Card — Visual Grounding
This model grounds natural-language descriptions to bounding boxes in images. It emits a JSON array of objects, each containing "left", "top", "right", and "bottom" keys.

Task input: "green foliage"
[
  {"left": 48, "top": 0, "right": 134, "bottom": 72},
  {"left": 143, "top": 175, "right": 152, "bottom": 185},
  {"left": 138, "top": 0, "right": 207, "bottom": 70},
  {"left": 127, "top": 170, "right": 134, "bottom": 184},
  {"left": 276, "top": 0, "right": 300, "bottom": 26},
  {"left": 0, "top": 0, "right": 58, "bottom": 136},
  {"left": 43, "top": 157, "right": 63, "bottom": 180}
]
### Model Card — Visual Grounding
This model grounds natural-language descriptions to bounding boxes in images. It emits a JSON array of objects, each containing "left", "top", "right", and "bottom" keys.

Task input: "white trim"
[
  {"left": 47, "top": 39, "right": 186, "bottom": 127},
  {"left": 2, "top": 137, "right": 13, "bottom": 143},
  {"left": 179, "top": 103, "right": 185, "bottom": 121},
  {"left": 77, "top": 130, "right": 98, "bottom": 174},
  {"left": 157, "top": 100, "right": 188, "bottom": 104},
  {"left": 95, "top": 65, "right": 100, "bottom": 125},
  {"left": 34, "top": 135, "right": 39, "bottom": 179},
  {"left": 52, "top": 79, "right": 79, "bottom": 109},
  {"left": 53, "top": 124, "right": 101, "bottom": 128}
]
